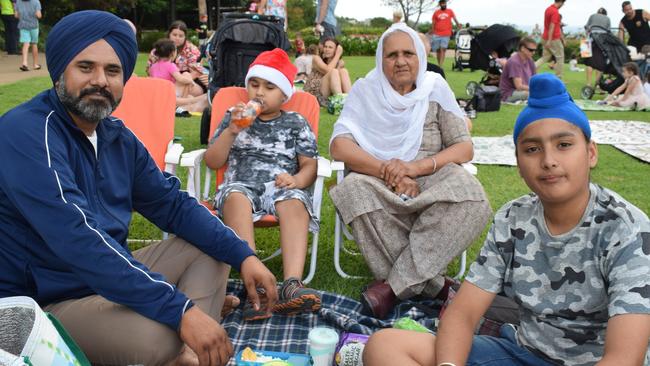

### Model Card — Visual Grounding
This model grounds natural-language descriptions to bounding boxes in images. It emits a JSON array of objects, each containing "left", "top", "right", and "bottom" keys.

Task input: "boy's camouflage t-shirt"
[
  {"left": 466, "top": 183, "right": 650, "bottom": 366},
  {"left": 211, "top": 110, "right": 318, "bottom": 192}
]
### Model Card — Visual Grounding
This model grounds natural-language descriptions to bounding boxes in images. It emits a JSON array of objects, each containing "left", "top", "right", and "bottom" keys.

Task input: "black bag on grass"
[{"left": 472, "top": 85, "right": 501, "bottom": 112}]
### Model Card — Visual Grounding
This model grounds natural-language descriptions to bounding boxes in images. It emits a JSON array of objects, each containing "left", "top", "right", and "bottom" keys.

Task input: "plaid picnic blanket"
[{"left": 222, "top": 280, "right": 441, "bottom": 365}]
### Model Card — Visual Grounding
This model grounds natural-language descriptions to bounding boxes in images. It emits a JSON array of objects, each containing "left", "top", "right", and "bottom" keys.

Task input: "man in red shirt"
[
  {"left": 430, "top": 0, "right": 461, "bottom": 66},
  {"left": 535, "top": 0, "right": 566, "bottom": 78}
]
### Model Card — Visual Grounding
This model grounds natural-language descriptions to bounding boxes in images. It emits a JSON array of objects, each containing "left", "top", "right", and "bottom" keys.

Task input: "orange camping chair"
[
  {"left": 113, "top": 76, "right": 183, "bottom": 174},
  {"left": 113, "top": 76, "right": 184, "bottom": 242},
  {"left": 180, "top": 86, "right": 328, "bottom": 283}
]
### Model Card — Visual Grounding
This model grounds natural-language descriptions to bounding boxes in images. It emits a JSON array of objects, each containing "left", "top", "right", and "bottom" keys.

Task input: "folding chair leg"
[
  {"left": 453, "top": 250, "right": 467, "bottom": 280},
  {"left": 262, "top": 248, "right": 282, "bottom": 262},
  {"left": 334, "top": 213, "right": 363, "bottom": 279},
  {"left": 302, "top": 232, "right": 318, "bottom": 284}
]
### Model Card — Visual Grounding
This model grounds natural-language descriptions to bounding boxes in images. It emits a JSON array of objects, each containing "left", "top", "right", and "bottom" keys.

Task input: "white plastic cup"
[{"left": 308, "top": 327, "right": 339, "bottom": 366}]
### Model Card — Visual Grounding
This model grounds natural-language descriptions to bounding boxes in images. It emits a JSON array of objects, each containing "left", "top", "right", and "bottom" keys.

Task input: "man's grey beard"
[{"left": 55, "top": 74, "right": 119, "bottom": 124}]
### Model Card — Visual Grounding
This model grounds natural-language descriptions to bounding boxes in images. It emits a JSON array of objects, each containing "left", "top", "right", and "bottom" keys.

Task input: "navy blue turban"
[
  {"left": 513, "top": 73, "right": 590, "bottom": 145},
  {"left": 46, "top": 10, "right": 137, "bottom": 84}
]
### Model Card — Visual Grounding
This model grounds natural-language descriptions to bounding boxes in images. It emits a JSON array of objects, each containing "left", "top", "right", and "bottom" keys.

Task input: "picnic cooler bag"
[
  {"left": 0, "top": 296, "right": 90, "bottom": 366},
  {"left": 472, "top": 85, "right": 501, "bottom": 112}
]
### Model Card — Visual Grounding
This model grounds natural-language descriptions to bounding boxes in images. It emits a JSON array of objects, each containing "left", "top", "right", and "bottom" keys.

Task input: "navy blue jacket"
[{"left": 0, "top": 89, "right": 255, "bottom": 329}]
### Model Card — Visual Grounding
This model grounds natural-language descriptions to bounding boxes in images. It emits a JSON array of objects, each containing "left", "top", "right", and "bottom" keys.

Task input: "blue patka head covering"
[
  {"left": 45, "top": 10, "right": 137, "bottom": 84},
  {"left": 513, "top": 73, "right": 590, "bottom": 145}
]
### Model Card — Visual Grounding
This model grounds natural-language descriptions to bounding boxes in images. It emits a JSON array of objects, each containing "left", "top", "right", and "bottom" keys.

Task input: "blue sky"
[{"left": 337, "top": 0, "right": 637, "bottom": 30}]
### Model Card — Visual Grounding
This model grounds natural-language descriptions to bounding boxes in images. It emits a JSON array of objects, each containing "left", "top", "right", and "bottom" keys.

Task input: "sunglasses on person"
[{"left": 525, "top": 46, "right": 537, "bottom": 52}]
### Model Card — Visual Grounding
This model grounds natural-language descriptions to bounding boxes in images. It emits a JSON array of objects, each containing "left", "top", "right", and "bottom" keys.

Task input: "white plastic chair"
[{"left": 331, "top": 162, "right": 478, "bottom": 280}]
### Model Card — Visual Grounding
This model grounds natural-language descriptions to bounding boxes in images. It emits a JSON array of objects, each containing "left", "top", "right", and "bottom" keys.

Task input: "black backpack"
[{"left": 471, "top": 85, "right": 501, "bottom": 112}]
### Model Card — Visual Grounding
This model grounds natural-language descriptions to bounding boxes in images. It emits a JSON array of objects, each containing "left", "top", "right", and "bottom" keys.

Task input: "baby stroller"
[
  {"left": 580, "top": 26, "right": 630, "bottom": 99},
  {"left": 200, "top": 12, "right": 290, "bottom": 144},
  {"left": 465, "top": 24, "right": 520, "bottom": 97},
  {"left": 452, "top": 28, "right": 475, "bottom": 71}
]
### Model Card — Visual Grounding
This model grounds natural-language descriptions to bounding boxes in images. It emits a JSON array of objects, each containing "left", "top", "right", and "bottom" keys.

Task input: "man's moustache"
[{"left": 79, "top": 87, "right": 114, "bottom": 104}]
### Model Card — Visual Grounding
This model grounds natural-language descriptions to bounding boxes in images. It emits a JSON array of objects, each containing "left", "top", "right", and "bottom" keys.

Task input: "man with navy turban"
[{"left": 0, "top": 11, "right": 278, "bottom": 366}]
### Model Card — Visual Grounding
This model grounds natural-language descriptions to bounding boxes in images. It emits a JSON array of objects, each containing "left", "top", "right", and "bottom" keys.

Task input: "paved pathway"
[{"left": 0, "top": 53, "right": 48, "bottom": 85}]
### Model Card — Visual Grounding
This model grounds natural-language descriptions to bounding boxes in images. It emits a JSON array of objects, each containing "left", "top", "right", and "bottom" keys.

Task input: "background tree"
[
  {"left": 369, "top": 17, "right": 392, "bottom": 29},
  {"left": 287, "top": 0, "right": 316, "bottom": 31},
  {"left": 382, "top": 0, "right": 435, "bottom": 27}
]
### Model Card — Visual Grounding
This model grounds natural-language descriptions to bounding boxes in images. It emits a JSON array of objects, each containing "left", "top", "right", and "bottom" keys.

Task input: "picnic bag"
[
  {"left": 0, "top": 296, "right": 90, "bottom": 366},
  {"left": 471, "top": 85, "right": 501, "bottom": 112}
]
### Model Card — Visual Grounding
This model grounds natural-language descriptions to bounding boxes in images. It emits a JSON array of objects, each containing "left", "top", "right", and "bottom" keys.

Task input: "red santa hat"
[{"left": 245, "top": 48, "right": 297, "bottom": 99}]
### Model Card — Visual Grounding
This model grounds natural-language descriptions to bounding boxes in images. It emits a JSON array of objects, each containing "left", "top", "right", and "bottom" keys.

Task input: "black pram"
[
  {"left": 465, "top": 24, "right": 520, "bottom": 97},
  {"left": 581, "top": 27, "right": 631, "bottom": 99},
  {"left": 200, "top": 13, "right": 290, "bottom": 144}
]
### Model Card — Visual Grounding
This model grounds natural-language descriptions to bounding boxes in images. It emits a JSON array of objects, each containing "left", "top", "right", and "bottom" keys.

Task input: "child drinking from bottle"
[{"left": 204, "top": 48, "right": 321, "bottom": 321}]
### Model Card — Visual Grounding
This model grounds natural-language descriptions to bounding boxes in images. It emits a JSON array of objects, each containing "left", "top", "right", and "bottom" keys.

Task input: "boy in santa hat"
[{"left": 205, "top": 48, "right": 321, "bottom": 321}]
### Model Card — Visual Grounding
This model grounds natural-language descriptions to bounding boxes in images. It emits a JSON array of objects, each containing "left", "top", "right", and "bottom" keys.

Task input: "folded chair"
[
  {"left": 113, "top": 76, "right": 184, "bottom": 242},
  {"left": 180, "top": 87, "right": 331, "bottom": 284},
  {"left": 331, "top": 162, "right": 478, "bottom": 280}
]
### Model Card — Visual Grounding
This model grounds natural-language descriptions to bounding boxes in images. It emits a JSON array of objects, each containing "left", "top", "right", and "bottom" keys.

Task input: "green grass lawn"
[{"left": 1, "top": 54, "right": 648, "bottom": 299}]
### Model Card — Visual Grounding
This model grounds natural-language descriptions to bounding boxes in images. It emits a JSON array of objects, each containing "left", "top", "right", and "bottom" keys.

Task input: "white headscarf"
[{"left": 330, "top": 23, "right": 464, "bottom": 161}]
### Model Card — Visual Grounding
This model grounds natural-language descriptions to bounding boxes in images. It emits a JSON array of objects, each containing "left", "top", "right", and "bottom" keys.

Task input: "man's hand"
[
  {"left": 393, "top": 176, "right": 420, "bottom": 198},
  {"left": 179, "top": 306, "right": 233, "bottom": 366},
  {"left": 380, "top": 159, "right": 417, "bottom": 187},
  {"left": 275, "top": 173, "right": 297, "bottom": 189},
  {"left": 239, "top": 256, "right": 278, "bottom": 315}
]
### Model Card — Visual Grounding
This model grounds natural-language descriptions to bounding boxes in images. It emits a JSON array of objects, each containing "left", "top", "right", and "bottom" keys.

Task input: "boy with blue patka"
[{"left": 362, "top": 73, "right": 650, "bottom": 366}]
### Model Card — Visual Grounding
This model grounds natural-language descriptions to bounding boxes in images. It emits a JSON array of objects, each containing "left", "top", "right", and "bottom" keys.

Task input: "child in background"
[
  {"left": 363, "top": 73, "right": 650, "bottom": 366},
  {"left": 294, "top": 44, "right": 317, "bottom": 83},
  {"left": 569, "top": 55, "right": 584, "bottom": 72},
  {"left": 149, "top": 38, "right": 208, "bottom": 115},
  {"left": 605, "top": 62, "right": 650, "bottom": 110},
  {"left": 204, "top": 49, "right": 321, "bottom": 321},
  {"left": 644, "top": 71, "right": 650, "bottom": 98},
  {"left": 294, "top": 31, "right": 305, "bottom": 58},
  {"left": 14, "top": 0, "right": 41, "bottom": 71},
  {"left": 149, "top": 38, "right": 203, "bottom": 97},
  {"left": 247, "top": 0, "right": 259, "bottom": 13}
]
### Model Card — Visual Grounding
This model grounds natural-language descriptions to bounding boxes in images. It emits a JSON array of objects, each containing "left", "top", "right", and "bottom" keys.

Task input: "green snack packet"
[{"left": 393, "top": 317, "right": 431, "bottom": 333}]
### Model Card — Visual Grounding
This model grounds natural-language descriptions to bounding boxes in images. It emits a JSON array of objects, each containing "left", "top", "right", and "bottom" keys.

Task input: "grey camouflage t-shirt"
[
  {"left": 466, "top": 183, "right": 650, "bottom": 366},
  {"left": 212, "top": 110, "right": 318, "bottom": 193}
]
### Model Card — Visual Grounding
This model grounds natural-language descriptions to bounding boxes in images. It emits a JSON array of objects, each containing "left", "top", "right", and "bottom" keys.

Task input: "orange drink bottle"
[{"left": 232, "top": 99, "right": 263, "bottom": 128}]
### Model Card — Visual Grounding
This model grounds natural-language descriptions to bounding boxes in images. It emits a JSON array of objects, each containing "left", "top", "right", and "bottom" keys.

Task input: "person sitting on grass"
[
  {"left": 605, "top": 61, "right": 650, "bottom": 110},
  {"left": 0, "top": 10, "right": 279, "bottom": 366},
  {"left": 149, "top": 38, "right": 209, "bottom": 114},
  {"left": 204, "top": 48, "right": 322, "bottom": 321},
  {"left": 499, "top": 37, "right": 537, "bottom": 103},
  {"left": 303, "top": 37, "right": 351, "bottom": 107},
  {"left": 362, "top": 73, "right": 650, "bottom": 366}
]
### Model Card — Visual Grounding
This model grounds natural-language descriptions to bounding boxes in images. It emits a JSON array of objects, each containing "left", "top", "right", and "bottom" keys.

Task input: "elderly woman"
[{"left": 329, "top": 23, "right": 492, "bottom": 319}]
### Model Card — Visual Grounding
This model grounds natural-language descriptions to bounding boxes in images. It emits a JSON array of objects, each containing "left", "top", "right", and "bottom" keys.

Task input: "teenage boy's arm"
[
  {"left": 597, "top": 314, "right": 650, "bottom": 366},
  {"left": 435, "top": 282, "right": 497, "bottom": 365},
  {"left": 275, "top": 154, "right": 317, "bottom": 189}
]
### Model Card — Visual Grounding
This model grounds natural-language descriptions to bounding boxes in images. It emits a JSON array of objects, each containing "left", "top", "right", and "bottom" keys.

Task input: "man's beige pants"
[
  {"left": 535, "top": 39, "right": 564, "bottom": 78},
  {"left": 44, "top": 237, "right": 230, "bottom": 365}
]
